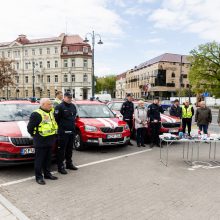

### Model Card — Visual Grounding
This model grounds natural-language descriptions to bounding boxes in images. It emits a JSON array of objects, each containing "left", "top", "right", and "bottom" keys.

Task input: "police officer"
[
  {"left": 170, "top": 99, "right": 182, "bottom": 118},
  {"left": 120, "top": 93, "right": 134, "bottom": 145},
  {"left": 53, "top": 91, "right": 63, "bottom": 108},
  {"left": 54, "top": 92, "right": 78, "bottom": 174},
  {"left": 27, "top": 98, "right": 58, "bottom": 185},
  {"left": 147, "top": 97, "right": 164, "bottom": 148},
  {"left": 181, "top": 99, "right": 194, "bottom": 136}
]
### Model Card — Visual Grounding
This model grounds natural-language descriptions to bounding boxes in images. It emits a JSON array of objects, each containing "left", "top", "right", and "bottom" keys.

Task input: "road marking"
[
  {"left": 0, "top": 194, "right": 30, "bottom": 220},
  {"left": 0, "top": 149, "right": 152, "bottom": 188}
]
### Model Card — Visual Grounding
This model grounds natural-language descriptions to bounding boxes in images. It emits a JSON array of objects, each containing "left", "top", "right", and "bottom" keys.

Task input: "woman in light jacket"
[{"left": 134, "top": 100, "right": 148, "bottom": 147}]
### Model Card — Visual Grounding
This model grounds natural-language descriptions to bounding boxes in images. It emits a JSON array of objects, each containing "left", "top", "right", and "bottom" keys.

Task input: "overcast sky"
[{"left": 0, "top": 0, "right": 219, "bottom": 76}]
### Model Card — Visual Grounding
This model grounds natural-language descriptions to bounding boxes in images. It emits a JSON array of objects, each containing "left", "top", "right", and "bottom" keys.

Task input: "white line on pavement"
[
  {"left": 0, "top": 194, "right": 30, "bottom": 220},
  {"left": 0, "top": 149, "right": 152, "bottom": 188}
]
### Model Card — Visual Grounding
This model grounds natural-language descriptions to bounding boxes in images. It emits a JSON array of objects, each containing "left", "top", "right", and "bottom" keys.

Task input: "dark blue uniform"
[
  {"left": 147, "top": 103, "right": 164, "bottom": 146},
  {"left": 54, "top": 101, "right": 77, "bottom": 170},
  {"left": 120, "top": 100, "right": 134, "bottom": 130},
  {"left": 169, "top": 104, "right": 182, "bottom": 118}
]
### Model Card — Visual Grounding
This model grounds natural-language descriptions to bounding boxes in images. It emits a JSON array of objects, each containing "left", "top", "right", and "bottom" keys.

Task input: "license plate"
[
  {"left": 21, "top": 148, "right": 35, "bottom": 155},
  {"left": 169, "top": 129, "right": 178, "bottom": 133},
  {"left": 107, "top": 134, "right": 122, "bottom": 139}
]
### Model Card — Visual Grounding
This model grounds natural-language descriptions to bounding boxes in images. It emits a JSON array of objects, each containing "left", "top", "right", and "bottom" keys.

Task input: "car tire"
[{"left": 74, "top": 130, "right": 86, "bottom": 151}]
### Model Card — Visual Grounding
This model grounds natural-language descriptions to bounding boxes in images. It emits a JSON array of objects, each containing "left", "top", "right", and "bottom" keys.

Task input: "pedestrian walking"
[
  {"left": 195, "top": 101, "right": 212, "bottom": 134},
  {"left": 134, "top": 100, "right": 148, "bottom": 147},
  {"left": 147, "top": 97, "right": 164, "bottom": 148},
  {"left": 54, "top": 92, "right": 78, "bottom": 174},
  {"left": 169, "top": 99, "right": 182, "bottom": 118},
  {"left": 53, "top": 91, "right": 63, "bottom": 108},
  {"left": 181, "top": 100, "right": 194, "bottom": 136},
  {"left": 27, "top": 98, "right": 58, "bottom": 185},
  {"left": 120, "top": 93, "right": 134, "bottom": 145}
]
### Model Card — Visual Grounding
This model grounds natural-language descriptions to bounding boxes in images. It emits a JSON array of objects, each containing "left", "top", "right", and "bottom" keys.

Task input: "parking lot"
[{"left": 0, "top": 110, "right": 220, "bottom": 220}]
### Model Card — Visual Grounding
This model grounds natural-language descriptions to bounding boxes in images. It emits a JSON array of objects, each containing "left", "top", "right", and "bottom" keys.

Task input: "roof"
[
  {"left": 116, "top": 72, "right": 126, "bottom": 80},
  {"left": 134, "top": 53, "right": 190, "bottom": 71},
  {"left": 63, "top": 35, "right": 85, "bottom": 45}
]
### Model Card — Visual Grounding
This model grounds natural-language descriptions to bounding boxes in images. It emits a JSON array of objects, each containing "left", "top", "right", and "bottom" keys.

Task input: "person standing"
[
  {"left": 147, "top": 97, "right": 164, "bottom": 148},
  {"left": 134, "top": 100, "right": 148, "bottom": 147},
  {"left": 170, "top": 99, "right": 182, "bottom": 118},
  {"left": 53, "top": 91, "right": 63, "bottom": 108},
  {"left": 27, "top": 98, "right": 58, "bottom": 185},
  {"left": 54, "top": 92, "right": 78, "bottom": 174},
  {"left": 195, "top": 101, "right": 212, "bottom": 134},
  {"left": 181, "top": 100, "right": 194, "bottom": 135},
  {"left": 120, "top": 93, "right": 134, "bottom": 145}
]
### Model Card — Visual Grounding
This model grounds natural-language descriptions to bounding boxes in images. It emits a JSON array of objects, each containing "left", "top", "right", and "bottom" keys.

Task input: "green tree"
[
  {"left": 0, "top": 58, "right": 17, "bottom": 89},
  {"left": 188, "top": 41, "right": 220, "bottom": 97}
]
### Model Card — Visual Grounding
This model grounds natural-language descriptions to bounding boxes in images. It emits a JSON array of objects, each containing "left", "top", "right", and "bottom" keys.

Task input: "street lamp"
[
  {"left": 28, "top": 61, "right": 38, "bottom": 98},
  {"left": 83, "top": 31, "right": 103, "bottom": 98}
]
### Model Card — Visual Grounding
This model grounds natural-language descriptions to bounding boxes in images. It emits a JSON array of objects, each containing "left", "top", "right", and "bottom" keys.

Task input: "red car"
[
  {"left": 0, "top": 100, "right": 40, "bottom": 165},
  {"left": 74, "top": 100, "right": 130, "bottom": 150}
]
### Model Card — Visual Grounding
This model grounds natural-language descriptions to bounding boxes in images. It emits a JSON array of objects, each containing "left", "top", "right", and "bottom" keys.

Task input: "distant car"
[
  {"left": 161, "top": 100, "right": 172, "bottom": 111},
  {"left": 74, "top": 100, "right": 130, "bottom": 150}
]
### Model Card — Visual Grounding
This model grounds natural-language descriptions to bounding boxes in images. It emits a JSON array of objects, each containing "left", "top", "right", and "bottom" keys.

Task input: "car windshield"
[
  {"left": 0, "top": 103, "right": 40, "bottom": 121},
  {"left": 77, "top": 104, "right": 115, "bottom": 118}
]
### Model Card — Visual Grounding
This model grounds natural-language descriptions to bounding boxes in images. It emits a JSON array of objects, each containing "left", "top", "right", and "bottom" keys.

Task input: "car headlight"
[
  {"left": 84, "top": 125, "right": 98, "bottom": 132},
  {"left": 0, "top": 136, "right": 9, "bottom": 142},
  {"left": 124, "top": 124, "right": 129, "bottom": 130}
]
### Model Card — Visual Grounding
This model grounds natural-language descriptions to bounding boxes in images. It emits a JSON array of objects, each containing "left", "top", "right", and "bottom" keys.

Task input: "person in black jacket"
[
  {"left": 27, "top": 98, "right": 58, "bottom": 185},
  {"left": 147, "top": 97, "right": 164, "bottom": 148},
  {"left": 169, "top": 99, "right": 182, "bottom": 118},
  {"left": 54, "top": 92, "right": 78, "bottom": 174},
  {"left": 120, "top": 93, "right": 134, "bottom": 145}
]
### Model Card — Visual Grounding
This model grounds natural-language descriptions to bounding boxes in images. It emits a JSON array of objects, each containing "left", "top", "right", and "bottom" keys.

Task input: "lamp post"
[
  {"left": 179, "top": 55, "right": 183, "bottom": 102},
  {"left": 83, "top": 31, "right": 103, "bottom": 98},
  {"left": 28, "top": 61, "right": 38, "bottom": 98}
]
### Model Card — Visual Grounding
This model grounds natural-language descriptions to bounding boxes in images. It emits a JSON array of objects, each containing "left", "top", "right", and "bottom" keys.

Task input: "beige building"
[
  {"left": 115, "top": 72, "right": 126, "bottom": 99},
  {"left": 0, "top": 34, "right": 92, "bottom": 100},
  {"left": 122, "top": 53, "right": 190, "bottom": 99}
]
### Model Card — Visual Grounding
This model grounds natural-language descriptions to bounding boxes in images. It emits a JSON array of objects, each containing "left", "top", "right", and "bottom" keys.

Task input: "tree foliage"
[
  {"left": 0, "top": 58, "right": 17, "bottom": 89},
  {"left": 95, "top": 75, "right": 116, "bottom": 97},
  {"left": 188, "top": 41, "right": 220, "bottom": 97}
]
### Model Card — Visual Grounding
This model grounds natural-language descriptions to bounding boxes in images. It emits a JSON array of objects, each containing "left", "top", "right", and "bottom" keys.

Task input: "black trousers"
[
  {"left": 124, "top": 119, "right": 133, "bottom": 131},
  {"left": 150, "top": 122, "right": 161, "bottom": 145},
  {"left": 57, "top": 133, "right": 74, "bottom": 169},
  {"left": 182, "top": 118, "right": 192, "bottom": 135},
  {"left": 35, "top": 147, "right": 52, "bottom": 180},
  {"left": 136, "top": 128, "right": 145, "bottom": 145}
]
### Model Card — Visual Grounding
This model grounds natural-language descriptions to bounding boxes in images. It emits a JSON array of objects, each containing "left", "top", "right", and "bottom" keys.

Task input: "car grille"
[
  {"left": 162, "top": 122, "right": 181, "bottom": 128},
  {"left": 102, "top": 138, "right": 124, "bottom": 143},
  {"left": 10, "top": 137, "right": 33, "bottom": 146},
  {"left": 100, "top": 127, "right": 123, "bottom": 133}
]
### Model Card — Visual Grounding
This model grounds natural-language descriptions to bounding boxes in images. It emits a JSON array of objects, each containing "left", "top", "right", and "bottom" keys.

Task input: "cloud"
[
  {"left": 148, "top": 0, "right": 220, "bottom": 41},
  {"left": 125, "top": 7, "right": 151, "bottom": 16}
]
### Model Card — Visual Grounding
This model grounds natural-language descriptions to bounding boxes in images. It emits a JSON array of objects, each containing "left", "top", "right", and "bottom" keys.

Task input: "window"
[
  {"left": 72, "top": 89, "right": 75, "bottom": 98},
  {"left": 83, "top": 46, "right": 88, "bottom": 53},
  {"left": 18, "top": 50, "right": 20, "bottom": 57},
  {"left": 25, "top": 76, "right": 28, "bottom": 83},
  {"left": 83, "top": 73, "right": 88, "bottom": 82},
  {"left": 182, "top": 74, "right": 187, "bottom": 78},
  {"left": 39, "top": 61, "right": 43, "bottom": 68},
  {"left": 47, "top": 61, "right": 50, "bottom": 68},
  {"left": 13, "top": 51, "right": 18, "bottom": 57},
  {"left": 1, "top": 51, "right": 5, "bottom": 57},
  {"left": 32, "top": 49, "right": 35, "bottom": 55},
  {"left": 55, "top": 75, "right": 58, "bottom": 83},
  {"left": 39, "top": 48, "right": 42, "bottom": 55},
  {"left": 171, "top": 72, "right": 175, "bottom": 77},
  {"left": 63, "top": 47, "right": 68, "bottom": 53},
  {"left": 47, "top": 48, "right": 50, "bottom": 54},
  {"left": 55, "top": 60, "right": 58, "bottom": 68},
  {"left": 54, "top": 47, "right": 58, "bottom": 54},
  {"left": 71, "top": 74, "right": 75, "bottom": 82},
  {"left": 25, "top": 50, "right": 28, "bottom": 56},
  {"left": 16, "top": 76, "right": 19, "bottom": 84},
  {"left": 16, "top": 62, "right": 19, "bottom": 70},
  {"left": 64, "top": 59, "right": 68, "bottom": 68},
  {"left": 8, "top": 51, "right": 10, "bottom": 57},
  {"left": 47, "top": 75, "right": 50, "bottom": 83},
  {"left": 83, "top": 59, "right": 88, "bottom": 69},
  {"left": 47, "top": 90, "right": 50, "bottom": 98},
  {"left": 25, "top": 62, "right": 29, "bottom": 70},
  {"left": 71, "top": 59, "right": 75, "bottom": 68},
  {"left": 63, "top": 74, "right": 68, "bottom": 83}
]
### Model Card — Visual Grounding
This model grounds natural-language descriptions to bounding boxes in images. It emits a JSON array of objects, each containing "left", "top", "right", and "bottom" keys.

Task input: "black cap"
[
  {"left": 64, "top": 92, "right": 72, "bottom": 98},
  {"left": 154, "top": 96, "right": 159, "bottom": 100},
  {"left": 127, "top": 93, "right": 132, "bottom": 97}
]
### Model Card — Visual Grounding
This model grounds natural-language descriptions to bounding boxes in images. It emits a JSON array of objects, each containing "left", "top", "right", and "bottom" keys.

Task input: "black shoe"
[
  {"left": 58, "top": 168, "right": 68, "bottom": 174},
  {"left": 66, "top": 164, "right": 78, "bottom": 170},
  {"left": 128, "top": 142, "right": 133, "bottom": 146},
  {"left": 36, "top": 179, "right": 46, "bottom": 185},
  {"left": 137, "top": 144, "right": 141, "bottom": 147},
  {"left": 141, "top": 144, "right": 146, "bottom": 147},
  {"left": 150, "top": 143, "right": 154, "bottom": 148},
  {"left": 44, "top": 175, "right": 58, "bottom": 180}
]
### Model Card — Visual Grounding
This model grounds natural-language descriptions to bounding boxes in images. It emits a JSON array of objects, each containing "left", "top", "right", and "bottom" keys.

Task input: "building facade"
[
  {"left": 115, "top": 72, "right": 126, "bottom": 99},
  {"left": 0, "top": 34, "right": 92, "bottom": 100},
  {"left": 117, "top": 53, "right": 190, "bottom": 99}
]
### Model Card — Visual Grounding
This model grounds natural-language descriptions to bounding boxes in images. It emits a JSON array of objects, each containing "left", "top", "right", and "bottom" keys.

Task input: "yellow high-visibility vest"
[{"left": 181, "top": 105, "right": 193, "bottom": 118}]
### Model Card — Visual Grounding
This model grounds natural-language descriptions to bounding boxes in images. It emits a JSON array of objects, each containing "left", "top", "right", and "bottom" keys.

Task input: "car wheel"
[{"left": 74, "top": 130, "right": 85, "bottom": 151}]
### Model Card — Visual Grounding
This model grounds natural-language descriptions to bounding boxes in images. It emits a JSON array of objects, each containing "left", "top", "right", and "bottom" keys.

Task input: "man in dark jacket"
[
  {"left": 147, "top": 97, "right": 164, "bottom": 148},
  {"left": 27, "top": 98, "right": 58, "bottom": 185},
  {"left": 54, "top": 92, "right": 78, "bottom": 174},
  {"left": 195, "top": 101, "right": 212, "bottom": 134},
  {"left": 120, "top": 93, "right": 134, "bottom": 145},
  {"left": 170, "top": 99, "right": 182, "bottom": 118}
]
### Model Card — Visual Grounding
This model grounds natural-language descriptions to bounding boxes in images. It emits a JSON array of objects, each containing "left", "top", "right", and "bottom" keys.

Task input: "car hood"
[
  {"left": 79, "top": 118, "right": 125, "bottom": 128},
  {"left": 0, "top": 121, "right": 31, "bottom": 137},
  {"left": 161, "top": 114, "right": 180, "bottom": 123}
]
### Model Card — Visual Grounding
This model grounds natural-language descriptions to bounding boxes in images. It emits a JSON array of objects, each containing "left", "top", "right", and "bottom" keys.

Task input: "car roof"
[
  {"left": 73, "top": 100, "right": 105, "bottom": 105},
  {"left": 0, "top": 100, "right": 39, "bottom": 105}
]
